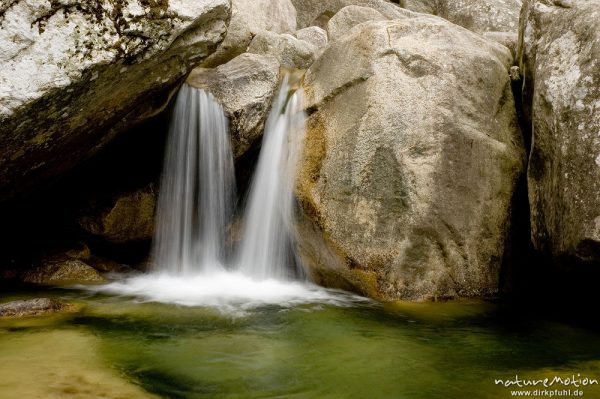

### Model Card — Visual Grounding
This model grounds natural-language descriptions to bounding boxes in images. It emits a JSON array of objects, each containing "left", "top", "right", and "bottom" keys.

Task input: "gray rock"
[
  {"left": 400, "top": 0, "right": 522, "bottom": 33},
  {"left": 295, "top": 26, "right": 328, "bottom": 50},
  {"left": 298, "top": 17, "right": 525, "bottom": 301},
  {"left": 202, "top": 0, "right": 297, "bottom": 67},
  {"left": 291, "top": 0, "right": 409, "bottom": 29},
  {"left": 248, "top": 30, "right": 317, "bottom": 69},
  {"left": 0, "top": 298, "right": 72, "bottom": 317},
  {"left": 327, "top": 6, "right": 388, "bottom": 41},
  {"left": 79, "top": 184, "right": 156, "bottom": 243},
  {"left": 187, "top": 53, "right": 281, "bottom": 158},
  {"left": 0, "top": 0, "right": 231, "bottom": 201},
  {"left": 483, "top": 32, "right": 518, "bottom": 61},
  {"left": 518, "top": 0, "right": 600, "bottom": 264},
  {"left": 399, "top": 0, "right": 438, "bottom": 13}
]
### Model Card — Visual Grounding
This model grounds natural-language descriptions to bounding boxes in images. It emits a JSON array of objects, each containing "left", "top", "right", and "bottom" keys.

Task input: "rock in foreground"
[
  {"left": 297, "top": 17, "right": 525, "bottom": 300},
  {"left": 0, "top": 298, "right": 74, "bottom": 317}
]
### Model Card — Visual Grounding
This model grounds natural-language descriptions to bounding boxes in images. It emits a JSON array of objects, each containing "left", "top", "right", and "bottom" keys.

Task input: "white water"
[
  {"left": 152, "top": 84, "right": 236, "bottom": 274},
  {"left": 86, "top": 78, "right": 339, "bottom": 312},
  {"left": 84, "top": 273, "right": 369, "bottom": 316},
  {"left": 237, "top": 77, "right": 307, "bottom": 280}
]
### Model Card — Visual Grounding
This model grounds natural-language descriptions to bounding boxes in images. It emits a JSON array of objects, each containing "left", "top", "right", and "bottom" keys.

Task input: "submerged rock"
[
  {"left": 0, "top": 0, "right": 231, "bottom": 201},
  {"left": 79, "top": 184, "right": 157, "bottom": 243},
  {"left": 297, "top": 17, "right": 525, "bottom": 300},
  {"left": 187, "top": 53, "right": 281, "bottom": 158},
  {"left": 202, "top": 0, "right": 297, "bottom": 67},
  {"left": 0, "top": 298, "right": 74, "bottom": 318},
  {"left": 518, "top": 0, "right": 600, "bottom": 265}
]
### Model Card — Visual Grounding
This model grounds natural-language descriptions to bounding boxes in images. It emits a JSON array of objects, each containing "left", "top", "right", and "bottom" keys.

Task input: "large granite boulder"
[
  {"left": 201, "top": 0, "right": 297, "bottom": 67},
  {"left": 291, "top": 0, "right": 408, "bottom": 29},
  {"left": 0, "top": 0, "right": 231, "bottom": 201},
  {"left": 187, "top": 53, "right": 282, "bottom": 158},
  {"left": 297, "top": 17, "right": 525, "bottom": 300},
  {"left": 518, "top": 0, "right": 600, "bottom": 265},
  {"left": 400, "top": 0, "right": 522, "bottom": 34}
]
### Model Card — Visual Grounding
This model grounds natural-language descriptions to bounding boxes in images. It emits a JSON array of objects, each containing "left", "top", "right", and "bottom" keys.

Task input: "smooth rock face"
[
  {"left": 291, "top": 0, "right": 408, "bottom": 29},
  {"left": 298, "top": 18, "right": 525, "bottom": 300},
  {"left": 202, "top": 0, "right": 297, "bottom": 67},
  {"left": 518, "top": 0, "right": 600, "bottom": 264},
  {"left": 0, "top": 0, "right": 230, "bottom": 201},
  {"left": 187, "top": 53, "right": 281, "bottom": 158},
  {"left": 0, "top": 298, "right": 71, "bottom": 318},
  {"left": 295, "top": 26, "right": 328, "bottom": 50},
  {"left": 327, "top": 6, "right": 388, "bottom": 41},
  {"left": 248, "top": 30, "right": 317, "bottom": 69},
  {"left": 401, "top": 0, "right": 522, "bottom": 33},
  {"left": 79, "top": 184, "right": 156, "bottom": 243},
  {"left": 22, "top": 260, "right": 106, "bottom": 285}
]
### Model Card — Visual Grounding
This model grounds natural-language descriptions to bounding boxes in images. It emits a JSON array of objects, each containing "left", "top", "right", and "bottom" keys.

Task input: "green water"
[{"left": 2, "top": 287, "right": 600, "bottom": 399}]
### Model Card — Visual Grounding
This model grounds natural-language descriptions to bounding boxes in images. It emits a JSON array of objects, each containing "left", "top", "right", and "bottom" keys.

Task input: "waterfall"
[
  {"left": 152, "top": 84, "right": 236, "bottom": 274},
  {"left": 87, "top": 78, "right": 351, "bottom": 312},
  {"left": 236, "top": 77, "right": 307, "bottom": 280}
]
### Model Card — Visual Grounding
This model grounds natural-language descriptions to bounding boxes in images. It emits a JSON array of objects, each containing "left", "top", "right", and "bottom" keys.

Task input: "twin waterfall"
[{"left": 153, "top": 78, "right": 306, "bottom": 281}]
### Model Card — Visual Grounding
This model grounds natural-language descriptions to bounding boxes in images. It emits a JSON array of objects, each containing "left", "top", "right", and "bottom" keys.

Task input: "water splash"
[
  {"left": 82, "top": 273, "right": 370, "bottom": 316},
  {"left": 152, "top": 84, "right": 236, "bottom": 274},
  {"left": 236, "top": 77, "right": 307, "bottom": 280}
]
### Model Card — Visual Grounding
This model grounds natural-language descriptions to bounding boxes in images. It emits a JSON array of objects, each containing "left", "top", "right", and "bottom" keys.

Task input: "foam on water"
[{"left": 83, "top": 273, "right": 369, "bottom": 315}]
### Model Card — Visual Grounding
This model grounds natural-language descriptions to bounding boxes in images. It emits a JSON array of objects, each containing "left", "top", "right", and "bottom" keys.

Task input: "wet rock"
[
  {"left": 0, "top": 0, "right": 231, "bottom": 201},
  {"left": 79, "top": 184, "right": 156, "bottom": 243},
  {"left": 0, "top": 298, "right": 74, "bottom": 318},
  {"left": 187, "top": 53, "right": 281, "bottom": 158},
  {"left": 22, "top": 259, "right": 105, "bottom": 285},
  {"left": 518, "top": 0, "right": 600, "bottom": 265},
  {"left": 87, "top": 256, "right": 134, "bottom": 274},
  {"left": 298, "top": 17, "right": 525, "bottom": 301}
]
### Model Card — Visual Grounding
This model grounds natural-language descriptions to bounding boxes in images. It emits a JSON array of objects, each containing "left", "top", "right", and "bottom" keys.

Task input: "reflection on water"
[{"left": 1, "top": 286, "right": 600, "bottom": 399}]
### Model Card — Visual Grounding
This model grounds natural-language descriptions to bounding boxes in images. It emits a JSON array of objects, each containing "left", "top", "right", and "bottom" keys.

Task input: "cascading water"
[
  {"left": 152, "top": 83, "right": 236, "bottom": 274},
  {"left": 236, "top": 77, "right": 307, "bottom": 280},
  {"left": 86, "top": 77, "right": 357, "bottom": 314}
]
